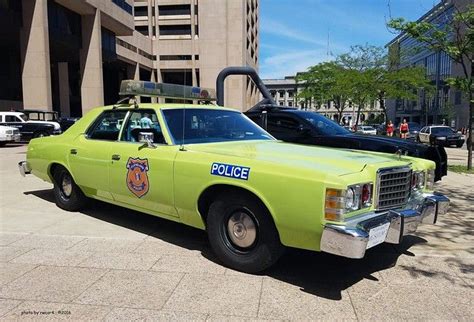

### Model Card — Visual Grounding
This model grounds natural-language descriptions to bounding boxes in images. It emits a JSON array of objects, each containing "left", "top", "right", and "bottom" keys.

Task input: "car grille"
[{"left": 376, "top": 167, "right": 412, "bottom": 210}]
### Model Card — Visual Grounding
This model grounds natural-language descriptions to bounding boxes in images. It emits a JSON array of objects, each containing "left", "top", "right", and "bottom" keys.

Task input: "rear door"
[{"left": 68, "top": 109, "right": 128, "bottom": 200}]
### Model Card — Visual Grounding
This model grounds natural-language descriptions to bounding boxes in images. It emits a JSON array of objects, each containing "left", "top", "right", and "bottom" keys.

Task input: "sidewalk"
[{"left": 0, "top": 145, "right": 472, "bottom": 320}]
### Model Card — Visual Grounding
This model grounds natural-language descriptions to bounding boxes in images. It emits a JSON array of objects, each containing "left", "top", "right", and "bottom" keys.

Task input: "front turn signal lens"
[{"left": 325, "top": 189, "right": 345, "bottom": 221}]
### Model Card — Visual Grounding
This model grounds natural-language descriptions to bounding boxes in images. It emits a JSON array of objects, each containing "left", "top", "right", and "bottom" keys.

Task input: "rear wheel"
[
  {"left": 206, "top": 192, "right": 284, "bottom": 273},
  {"left": 53, "top": 167, "right": 86, "bottom": 211}
]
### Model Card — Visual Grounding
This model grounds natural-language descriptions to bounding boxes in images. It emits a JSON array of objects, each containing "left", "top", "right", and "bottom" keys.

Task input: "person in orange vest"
[{"left": 400, "top": 119, "right": 409, "bottom": 139}]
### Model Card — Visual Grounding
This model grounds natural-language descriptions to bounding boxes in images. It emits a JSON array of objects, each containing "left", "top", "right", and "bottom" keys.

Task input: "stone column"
[
  {"left": 58, "top": 62, "right": 70, "bottom": 117},
  {"left": 80, "top": 9, "right": 104, "bottom": 113},
  {"left": 20, "top": 0, "right": 52, "bottom": 110},
  {"left": 150, "top": 69, "right": 157, "bottom": 103}
]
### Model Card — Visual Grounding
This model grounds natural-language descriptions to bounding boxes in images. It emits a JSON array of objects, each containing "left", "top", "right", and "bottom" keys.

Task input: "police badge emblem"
[{"left": 126, "top": 157, "right": 150, "bottom": 198}]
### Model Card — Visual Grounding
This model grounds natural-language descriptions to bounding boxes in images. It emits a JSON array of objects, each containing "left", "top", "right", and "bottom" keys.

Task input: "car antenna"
[{"left": 179, "top": 70, "right": 186, "bottom": 151}]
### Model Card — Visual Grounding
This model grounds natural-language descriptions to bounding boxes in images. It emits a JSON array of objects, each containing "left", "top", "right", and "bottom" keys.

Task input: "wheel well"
[
  {"left": 198, "top": 184, "right": 271, "bottom": 225},
  {"left": 48, "top": 163, "right": 65, "bottom": 183}
]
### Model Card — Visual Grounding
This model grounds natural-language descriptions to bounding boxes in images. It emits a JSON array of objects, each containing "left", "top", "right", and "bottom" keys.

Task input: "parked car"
[
  {"left": 19, "top": 109, "right": 79, "bottom": 132},
  {"left": 418, "top": 125, "right": 465, "bottom": 147},
  {"left": 356, "top": 125, "right": 377, "bottom": 135},
  {"left": 19, "top": 79, "right": 450, "bottom": 273},
  {"left": 215, "top": 66, "right": 447, "bottom": 182},
  {"left": 0, "top": 111, "right": 61, "bottom": 140},
  {"left": 0, "top": 125, "right": 21, "bottom": 146},
  {"left": 245, "top": 108, "right": 447, "bottom": 182}
]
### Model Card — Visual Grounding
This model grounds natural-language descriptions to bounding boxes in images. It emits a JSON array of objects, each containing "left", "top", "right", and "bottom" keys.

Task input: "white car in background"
[
  {"left": 356, "top": 125, "right": 377, "bottom": 135},
  {"left": 0, "top": 125, "right": 21, "bottom": 146}
]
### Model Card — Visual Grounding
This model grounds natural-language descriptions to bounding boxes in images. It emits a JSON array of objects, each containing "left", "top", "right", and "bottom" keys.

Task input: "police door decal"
[
  {"left": 210, "top": 163, "right": 250, "bottom": 180},
  {"left": 126, "top": 157, "right": 150, "bottom": 198}
]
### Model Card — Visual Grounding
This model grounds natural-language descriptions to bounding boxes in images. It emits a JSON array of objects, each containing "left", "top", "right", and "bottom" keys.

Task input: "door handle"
[
  {"left": 70, "top": 149, "right": 77, "bottom": 155},
  {"left": 111, "top": 154, "right": 121, "bottom": 161}
]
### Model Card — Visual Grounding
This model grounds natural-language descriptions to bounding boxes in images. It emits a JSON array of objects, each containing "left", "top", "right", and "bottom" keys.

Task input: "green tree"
[
  {"left": 296, "top": 62, "right": 351, "bottom": 122},
  {"left": 388, "top": 4, "right": 474, "bottom": 169}
]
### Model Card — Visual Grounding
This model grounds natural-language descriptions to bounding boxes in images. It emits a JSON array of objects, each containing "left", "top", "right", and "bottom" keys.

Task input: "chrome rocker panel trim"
[
  {"left": 18, "top": 161, "right": 31, "bottom": 177},
  {"left": 320, "top": 193, "right": 450, "bottom": 259}
]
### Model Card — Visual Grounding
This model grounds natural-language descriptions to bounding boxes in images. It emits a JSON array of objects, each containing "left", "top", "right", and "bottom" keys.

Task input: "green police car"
[{"left": 19, "top": 80, "right": 450, "bottom": 273}]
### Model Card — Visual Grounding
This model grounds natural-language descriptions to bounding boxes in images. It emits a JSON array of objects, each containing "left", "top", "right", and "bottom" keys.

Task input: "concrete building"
[
  {"left": 0, "top": 0, "right": 258, "bottom": 117},
  {"left": 263, "top": 76, "right": 384, "bottom": 125},
  {"left": 386, "top": 0, "right": 471, "bottom": 128}
]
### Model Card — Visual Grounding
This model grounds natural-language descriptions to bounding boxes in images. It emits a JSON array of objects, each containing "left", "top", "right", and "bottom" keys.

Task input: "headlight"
[
  {"left": 345, "top": 187, "right": 357, "bottom": 210},
  {"left": 411, "top": 171, "right": 425, "bottom": 190},
  {"left": 6, "top": 130, "right": 13, "bottom": 134},
  {"left": 325, "top": 183, "right": 373, "bottom": 221},
  {"left": 426, "top": 169, "right": 435, "bottom": 190}
]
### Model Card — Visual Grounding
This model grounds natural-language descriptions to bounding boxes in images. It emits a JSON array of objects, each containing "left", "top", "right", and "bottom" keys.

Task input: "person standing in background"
[
  {"left": 386, "top": 121, "right": 394, "bottom": 137},
  {"left": 400, "top": 119, "right": 409, "bottom": 139}
]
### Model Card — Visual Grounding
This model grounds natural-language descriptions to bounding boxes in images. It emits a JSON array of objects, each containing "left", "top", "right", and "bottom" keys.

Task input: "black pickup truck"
[{"left": 216, "top": 67, "right": 448, "bottom": 181}]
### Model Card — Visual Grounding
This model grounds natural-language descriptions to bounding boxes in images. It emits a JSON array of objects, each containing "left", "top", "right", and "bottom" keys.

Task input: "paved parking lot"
[{"left": 0, "top": 144, "right": 473, "bottom": 320}]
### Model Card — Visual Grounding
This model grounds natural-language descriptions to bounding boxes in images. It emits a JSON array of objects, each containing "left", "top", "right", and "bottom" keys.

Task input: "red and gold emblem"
[{"left": 126, "top": 157, "right": 150, "bottom": 198}]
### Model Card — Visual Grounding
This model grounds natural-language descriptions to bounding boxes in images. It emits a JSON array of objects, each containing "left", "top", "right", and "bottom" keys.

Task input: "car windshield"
[
  {"left": 18, "top": 114, "right": 28, "bottom": 121},
  {"left": 296, "top": 111, "right": 350, "bottom": 135},
  {"left": 162, "top": 108, "right": 274, "bottom": 144},
  {"left": 431, "top": 127, "right": 455, "bottom": 135}
]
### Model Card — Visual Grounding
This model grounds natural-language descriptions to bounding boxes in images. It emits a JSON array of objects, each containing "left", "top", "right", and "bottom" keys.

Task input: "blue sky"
[{"left": 259, "top": 0, "right": 440, "bottom": 79}]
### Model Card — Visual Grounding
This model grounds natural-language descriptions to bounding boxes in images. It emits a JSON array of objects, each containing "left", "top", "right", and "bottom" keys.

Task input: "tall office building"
[
  {"left": 0, "top": 0, "right": 258, "bottom": 117},
  {"left": 386, "top": 0, "right": 471, "bottom": 128}
]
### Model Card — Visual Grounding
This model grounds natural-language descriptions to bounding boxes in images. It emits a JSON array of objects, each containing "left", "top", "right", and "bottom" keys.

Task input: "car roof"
[
  {"left": 0, "top": 111, "right": 23, "bottom": 115},
  {"left": 99, "top": 103, "right": 238, "bottom": 112}
]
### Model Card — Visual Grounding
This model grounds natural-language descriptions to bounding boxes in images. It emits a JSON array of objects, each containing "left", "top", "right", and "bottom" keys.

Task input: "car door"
[
  {"left": 420, "top": 127, "right": 430, "bottom": 143},
  {"left": 68, "top": 109, "right": 129, "bottom": 200},
  {"left": 108, "top": 109, "right": 179, "bottom": 217}
]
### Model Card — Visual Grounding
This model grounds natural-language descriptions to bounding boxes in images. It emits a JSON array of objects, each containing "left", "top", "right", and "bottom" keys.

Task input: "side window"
[
  {"left": 267, "top": 115, "right": 301, "bottom": 139},
  {"left": 120, "top": 110, "right": 166, "bottom": 144},
  {"left": 87, "top": 110, "right": 128, "bottom": 141},
  {"left": 5, "top": 116, "right": 19, "bottom": 123}
]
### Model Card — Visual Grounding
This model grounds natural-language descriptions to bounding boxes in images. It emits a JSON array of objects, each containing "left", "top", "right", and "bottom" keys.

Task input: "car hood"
[
  {"left": 351, "top": 134, "right": 427, "bottom": 151},
  {"left": 188, "top": 140, "right": 410, "bottom": 176}
]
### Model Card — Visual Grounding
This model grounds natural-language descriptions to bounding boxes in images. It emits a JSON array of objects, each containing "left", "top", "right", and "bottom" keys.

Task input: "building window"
[
  {"left": 134, "top": 6, "right": 148, "bottom": 17},
  {"left": 159, "top": 25, "right": 191, "bottom": 36},
  {"left": 159, "top": 55, "right": 192, "bottom": 61},
  {"left": 288, "top": 102, "right": 293, "bottom": 107},
  {"left": 454, "top": 91, "right": 462, "bottom": 105},
  {"left": 158, "top": 5, "right": 191, "bottom": 16},
  {"left": 112, "top": 0, "right": 133, "bottom": 15},
  {"left": 135, "top": 25, "right": 148, "bottom": 36}
]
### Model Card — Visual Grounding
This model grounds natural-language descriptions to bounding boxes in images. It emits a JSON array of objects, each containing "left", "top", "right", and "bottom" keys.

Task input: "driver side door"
[{"left": 108, "top": 109, "right": 179, "bottom": 217}]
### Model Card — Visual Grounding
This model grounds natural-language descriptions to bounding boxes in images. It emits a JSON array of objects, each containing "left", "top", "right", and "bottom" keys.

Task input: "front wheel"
[
  {"left": 206, "top": 192, "right": 284, "bottom": 273},
  {"left": 53, "top": 167, "right": 87, "bottom": 211}
]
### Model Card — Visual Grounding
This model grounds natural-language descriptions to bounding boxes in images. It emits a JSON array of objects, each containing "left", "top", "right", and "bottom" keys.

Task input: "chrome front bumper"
[
  {"left": 320, "top": 193, "right": 450, "bottom": 259},
  {"left": 18, "top": 161, "right": 31, "bottom": 177}
]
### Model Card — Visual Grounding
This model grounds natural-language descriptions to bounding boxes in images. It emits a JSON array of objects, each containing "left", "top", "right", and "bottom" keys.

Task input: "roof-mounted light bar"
[{"left": 119, "top": 80, "right": 216, "bottom": 101}]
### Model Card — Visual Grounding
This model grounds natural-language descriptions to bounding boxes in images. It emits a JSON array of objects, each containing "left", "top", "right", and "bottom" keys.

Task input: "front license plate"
[{"left": 366, "top": 222, "right": 390, "bottom": 249}]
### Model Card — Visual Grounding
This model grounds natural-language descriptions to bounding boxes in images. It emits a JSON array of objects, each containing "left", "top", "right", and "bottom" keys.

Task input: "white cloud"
[
  {"left": 260, "top": 18, "right": 328, "bottom": 47},
  {"left": 259, "top": 49, "right": 331, "bottom": 79}
]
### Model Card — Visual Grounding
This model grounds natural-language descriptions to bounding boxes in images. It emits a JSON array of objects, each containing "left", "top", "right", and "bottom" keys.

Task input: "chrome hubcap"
[
  {"left": 61, "top": 175, "right": 72, "bottom": 197},
  {"left": 227, "top": 212, "right": 257, "bottom": 248}
]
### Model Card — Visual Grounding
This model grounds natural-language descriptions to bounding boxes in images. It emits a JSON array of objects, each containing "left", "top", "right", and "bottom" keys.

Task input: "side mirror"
[{"left": 138, "top": 132, "right": 156, "bottom": 149}]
